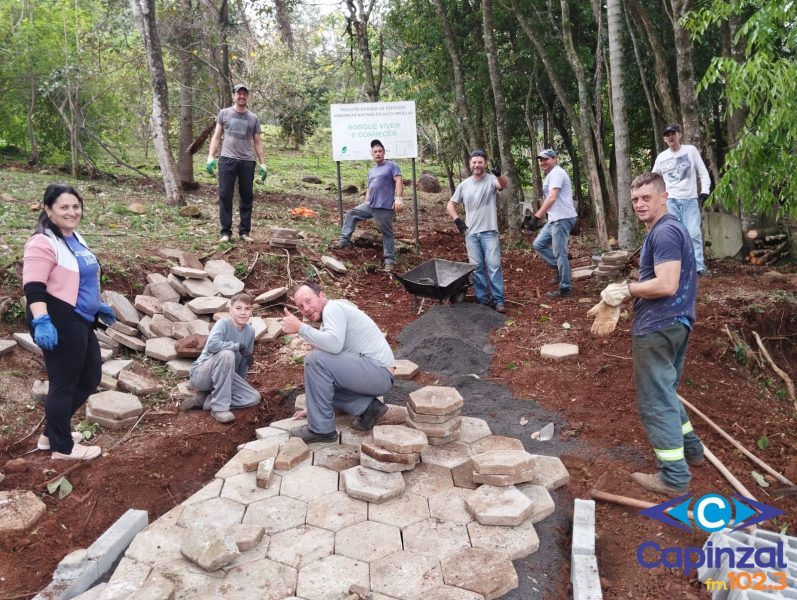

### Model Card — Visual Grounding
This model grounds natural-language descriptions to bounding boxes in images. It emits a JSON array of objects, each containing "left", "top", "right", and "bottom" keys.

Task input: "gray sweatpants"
[
  {"left": 304, "top": 350, "right": 394, "bottom": 434},
  {"left": 189, "top": 350, "right": 260, "bottom": 412}
]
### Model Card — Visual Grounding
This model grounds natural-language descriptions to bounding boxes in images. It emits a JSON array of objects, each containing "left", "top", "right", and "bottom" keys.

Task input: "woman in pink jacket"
[{"left": 23, "top": 184, "right": 116, "bottom": 460}]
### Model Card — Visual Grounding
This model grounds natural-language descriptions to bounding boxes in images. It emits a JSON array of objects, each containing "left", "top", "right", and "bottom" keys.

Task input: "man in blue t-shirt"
[
  {"left": 589, "top": 172, "right": 704, "bottom": 497},
  {"left": 336, "top": 139, "right": 404, "bottom": 272}
]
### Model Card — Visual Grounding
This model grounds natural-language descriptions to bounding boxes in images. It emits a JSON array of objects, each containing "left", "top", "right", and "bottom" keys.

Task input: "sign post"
[{"left": 330, "top": 101, "right": 419, "bottom": 247}]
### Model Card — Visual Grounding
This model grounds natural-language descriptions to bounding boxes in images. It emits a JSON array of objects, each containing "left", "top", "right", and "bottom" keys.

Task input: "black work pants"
[
  {"left": 41, "top": 314, "right": 102, "bottom": 453},
  {"left": 218, "top": 157, "right": 256, "bottom": 236}
]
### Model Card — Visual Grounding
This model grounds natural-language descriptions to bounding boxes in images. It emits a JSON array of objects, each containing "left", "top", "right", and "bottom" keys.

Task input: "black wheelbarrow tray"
[{"left": 395, "top": 259, "right": 477, "bottom": 303}]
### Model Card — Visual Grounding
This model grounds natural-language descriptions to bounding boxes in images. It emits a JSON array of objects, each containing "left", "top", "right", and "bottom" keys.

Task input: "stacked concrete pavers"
[
  {"left": 471, "top": 449, "right": 535, "bottom": 486},
  {"left": 269, "top": 227, "right": 299, "bottom": 249},
  {"left": 359, "top": 425, "right": 427, "bottom": 472},
  {"left": 594, "top": 250, "right": 629, "bottom": 279},
  {"left": 406, "top": 386, "right": 463, "bottom": 445}
]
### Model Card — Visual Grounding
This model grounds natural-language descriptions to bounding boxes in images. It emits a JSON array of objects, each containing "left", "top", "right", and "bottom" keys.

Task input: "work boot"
[
  {"left": 290, "top": 425, "right": 338, "bottom": 443},
  {"left": 494, "top": 304, "right": 506, "bottom": 314},
  {"left": 631, "top": 472, "right": 688, "bottom": 497},
  {"left": 212, "top": 410, "right": 235, "bottom": 424},
  {"left": 383, "top": 263, "right": 394, "bottom": 273},
  {"left": 547, "top": 287, "right": 572, "bottom": 298},
  {"left": 335, "top": 240, "right": 351, "bottom": 250},
  {"left": 352, "top": 398, "right": 388, "bottom": 431},
  {"left": 686, "top": 455, "right": 706, "bottom": 467},
  {"left": 240, "top": 234, "right": 255, "bottom": 243}
]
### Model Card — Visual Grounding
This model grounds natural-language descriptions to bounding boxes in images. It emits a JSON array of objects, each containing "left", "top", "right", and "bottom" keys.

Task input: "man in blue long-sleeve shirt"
[
  {"left": 282, "top": 280, "right": 396, "bottom": 442},
  {"left": 186, "top": 292, "right": 260, "bottom": 423}
]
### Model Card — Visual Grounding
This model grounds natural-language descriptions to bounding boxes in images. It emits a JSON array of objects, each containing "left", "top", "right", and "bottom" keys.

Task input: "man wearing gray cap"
[
  {"left": 652, "top": 124, "right": 711, "bottom": 275},
  {"left": 526, "top": 149, "right": 578, "bottom": 298},
  {"left": 207, "top": 84, "right": 267, "bottom": 243}
]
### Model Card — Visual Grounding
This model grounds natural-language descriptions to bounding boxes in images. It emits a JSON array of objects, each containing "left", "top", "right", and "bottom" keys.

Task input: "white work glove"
[
  {"left": 393, "top": 197, "right": 404, "bottom": 214},
  {"left": 587, "top": 301, "right": 621, "bottom": 337},
  {"left": 600, "top": 281, "right": 632, "bottom": 307}
]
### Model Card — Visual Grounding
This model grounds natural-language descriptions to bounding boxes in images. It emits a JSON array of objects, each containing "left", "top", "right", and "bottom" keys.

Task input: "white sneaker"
[
  {"left": 219, "top": 234, "right": 231, "bottom": 243},
  {"left": 240, "top": 234, "right": 255, "bottom": 243},
  {"left": 38, "top": 432, "right": 83, "bottom": 451},
  {"left": 52, "top": 444, "right": 102, "bottom": 461}
]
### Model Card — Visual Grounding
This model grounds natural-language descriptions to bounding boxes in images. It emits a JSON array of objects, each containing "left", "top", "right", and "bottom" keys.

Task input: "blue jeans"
[
  {"left": 532, "top": 218, "right": 576, "bottom": 290},
  {"left": 465, "top": 230, "right": 505, "bottom": 306},
  {"left": 340, "top": 202, "right": 395, "bottom": 265},
  {"left": 666, "top": 198, "right": 705, "bottom": 272},
  {"left": 632, "top": 324, "right": 703, "bottom": 489}
]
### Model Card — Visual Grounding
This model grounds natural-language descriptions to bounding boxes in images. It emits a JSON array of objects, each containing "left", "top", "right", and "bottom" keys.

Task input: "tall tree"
[
  {"left": 482, "top": 0, "right": 522, "bottom": 233},
  {"left": 130, "top": 0, "right": 184, "bottom": 205},
  {"left": 274, "top": 0, "right": 295, "bottom": 51},
  {"left": 606, "top": 0, "right": 634, "bottom": 248},
  {"left": 176, "top": 0, "right": 197, "bottom": 186},
  {"left": 344, "top": 0, "right": 382, "bottom": 101},
  {"left": 670, "top": 0, "right": 701, "bottom": 144}
]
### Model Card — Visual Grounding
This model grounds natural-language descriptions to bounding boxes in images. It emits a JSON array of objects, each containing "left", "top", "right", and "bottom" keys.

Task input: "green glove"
[
  {"left": 258, "top": 163, "right": 268, "bottom": 183},
  {"left": 206, "top": 158, "right": 217, "bottom": 176}
]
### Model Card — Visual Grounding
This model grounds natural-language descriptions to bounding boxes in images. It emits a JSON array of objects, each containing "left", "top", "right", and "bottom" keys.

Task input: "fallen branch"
[
  {"left": 703, "top": 444, "right": 757, "bottom": 500},
  {"left": 10, "top": 415, "right": 45, "bottom": 450},
  {"left": 107, "top": 409, "right": 150, "bottom": 452},
  {"left": 283, "top": 249, "right": 294, "bottom": 288},
  {"left": 40, "top": 461, "right": 88, "bottom": 491},
  {"left": 752, "top": 331, "right": 796, "bottom": 410},
  {"left": 242, "top": 251, "right": 259, "bottom": 281}
]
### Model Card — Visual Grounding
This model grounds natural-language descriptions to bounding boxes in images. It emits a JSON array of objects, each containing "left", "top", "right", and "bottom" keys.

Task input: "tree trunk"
[
  {"left": 345, "top": 0, "right": 381, "bottom": 102},
  {"left": 177, "top": 0, "right": 195, "bottom": 187},
  {"left": 25, "top": 0, "right": 38, "bottom": 165},
  {"left": 274, "top": 0, "right": 294, "bottom": 51},
  {"left": 482, "top": 0, "right": 522, "bottom": 236},
  {"left": 606, "top": 0, "right": 634, "bottom": 249},
  {"left": 625, "top": 7, "right": 661, "bottom": 153},
  {"left": 130, "top": 0, "right": 184, "bottom": 205},
  {"left": 432, "top": 0, "right": 477, "bottom": 152},
  {"left": 523, "top": 88, "right": 543, "bottom": 202},
  {"left": 625, "top": 0, "right": 679, "bottom": 128},
  {"left": 670, "top": 0, "right": 700, "bottom": 145}
]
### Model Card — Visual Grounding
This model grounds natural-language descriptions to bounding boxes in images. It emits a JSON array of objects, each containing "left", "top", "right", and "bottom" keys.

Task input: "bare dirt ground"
[{"left": 1, "top": 180, "right": 796, "bottom": 599}]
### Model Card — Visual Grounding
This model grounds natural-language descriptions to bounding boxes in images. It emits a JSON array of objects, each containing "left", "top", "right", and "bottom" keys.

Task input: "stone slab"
[
  {"left": 403, "top": 517, "right": 471, "bottom": 561},
  {"left": 571, "top": 553, "right": 603, "bottom": 600},
  {"left": 213, "top": 274, "right": 245, "bottom": 297},
  {"left": 571, "top": 267, "right": 595, "bottom": 281},
  {"left": 296, "top": 554, "right": 368, "bottom": 600},
  {"left": 572, "top": 498, "right": 596, "bottom": 556},
  {"left": 440, "top": 548, "right": 518, "bottom": 600},
  {"left": 170, "top": 266, "right": 209, "bottom": 279},
  {"left": 162, "top": 302, "right": 196, "bottom": 323},
  {"left": 459, "top": 417, "right": 492, "bottom": 444},
  {"left": 85, "top": 405, "right": 139, "bottom": 429},
  {"left": 408, "top": 386, "right": 463, "bottom": 415},
  {"left": 370, "top": 550, "right": 442, "bottom": 598},
  {"left": 109, "top": 321, "right": 139, "bottom": 337},
  {"left": 420, "top": 442, "right": 471, "bottom": 471},
  {"left": 280, "top": 465, "right": 339, "bottom": 503},
  {"left": 529, "top": 454, "right": 570, "bottom": 490},
  {"left": 242, "top": 495, "right": 308, "bottom": 535},
  {"left": 407, "top": 415, "right": 461, "bottom": 438},
  {"left": 143, "top": 281, "right": 180, "bottom": 304},
  {"left": 306, "top": 490, "right": 368, "bottom": 532},
  {"left": 256, "top": 458, "right": 275, "bottom": 489},
  {"left": 704, "top": 211, "right": 744, "bottom": 259},
  {"left": 213, "top": 557, "right": 297, "bottom": 599},
  {"left": 540, "top": 342, "right": 579, "bottom": 360},
  {"left": 408, "top": 405, "right": 461, "bottom": 423},
  {"left": 166, "top": 273, "right": 189, "bottom": 296},
  {"left": 466, "top": 485, "right": 533, "bottom": 526},
  {"left": 428, "top": 488, "right": 476, "bottom": 525},
  {"left": 88, "top": 391, "right": 142, "bottom": 420},
  {"left": 107, "top": 329, "right": 146, "bottom": 352},
  {"left": 255, "top": 427, "right": 291, "bottom": 443},
  {"left": 361, "top": 438, "right": 419, "bottom": 465},
  {"left": 516, "top": 482, "right": 556, "bottom": 523},
  {"left": 472, "top": 450, "right": 535, "bottom": 476},
  {"left": 312, "top": 444, "right": 360, "bottom": 473},
  {"left": 187, "top": 296, "right": 229, "bottom": 315},
  {"left": 255, "top": 287, "right": 287, "bottom": 304},
  {"left": 12, "top": 332, "right": 41, "bottom": 356},
  {"left": 102, "top": 290, "right": 140, "bottom": 326},
  {"left": 204, "top": 259, "right": 236, "bottom": 278},
  {"left": 117, "top": 370, "right": 162, "bottom": 395},
  {"left": 0, "top": 340, "right": 16, "bottom": 356},
  {"left": 470, "top": 435, "right": 525, "bottom": 454},
  {"left": 32, "top": 379, "right": 48, "bottom": 402},
  {"left": 0, "top": 490, "right": 47, "bottom": 534},
  {"left": 180, "top": 529, "right": 239, "bottom": 571},
  {"left": 137, "top": 315, "right": 155, "bottom": 340},
  {"left": 451, "top": 459, "right": 478, "bottom": 490},
  {"left": 320, "top": 255, "right": 347, "bottom": 273},
  {"left": 95, "top": 329, "right": 120, "bottom": 349},
  {"left": 472, "top": 469, "right": 533, "bottom": 487},
  {"left": 372, "top": 425, "right": 428, "bottom": 453},
  {"left": 150, "top": 314, "right": 174, "bottom": 337},
  {"left": 98, "top": 373, "right": 117, "bottom": 391},
  {"left": 258, "top": 318, "right": 284, "bottom": 342},
  {"left": 267, "top": 524, "right": 334, "bottom": 569},
  {"left": 360, "top": 452, "right": 416, "bottom": 473},
  {"left": 394, "top": 359, "right": 419, "bottom": 379},
  {"left": 145, "top": 337, "right": 177, "bottom": 362},
  {"left": 177, "top": 251, "right": 204, "bottom": 270},
  {"left": 133, "top": 295, "right": 162, "bottom": 317},
  {"left": 274, "top": 438, "right": 311, "bottom": 470},
  {"left": 177, "top": 497, "right": 246, "bottom": 531},
  {"left": 341, "top": 466, "right": 405, "bottom": 503},
  {"left": 183, "top": 277, "right": 219, "bottom": 299},
  {"left": 220, "top": 470, "right": 281, "bottom": 505},
  {"left": 334, "top": 520, "right": 403, "bottom": 563},
  {"left": 467, "top": 518, "right": 540, "bottom": 561},
  {"left": 403, "top": 463, "right": 454, "bottom": 497},
  {"left": 146, "top": 272, "right": 167, "bottom": 284},
  {"left": 165, "top": 359, "right": 193, "bottom": 377}
]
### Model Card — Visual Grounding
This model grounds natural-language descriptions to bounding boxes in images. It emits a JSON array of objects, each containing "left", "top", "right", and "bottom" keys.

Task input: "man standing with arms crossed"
[
  {"left": 336, "top": 139, "right": 404, "bottom": 272},
  {"left": 589, "top": 172, "right": 704, "bottom": 496},
  {"left": 526, "top": 149, "right": 578, "bottom": 298},
  {"left": 447, "top": 149, "right": 508, "bottom": 313},
  {"left": 207, "top": 84, "right": 267, "bottom": 243},
  {"left": 653, "top": 124, "right": 712, "bottom": 275}
]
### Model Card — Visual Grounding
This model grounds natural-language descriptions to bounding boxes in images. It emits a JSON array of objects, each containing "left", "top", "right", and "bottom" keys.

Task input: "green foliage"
[
  {"left": 756, "top": 435, "right": 769, "bottom": 451},
  {"left": 733, "top": 342, "right": 749, "bottom": 366},
  {"left": 47, "top": 475, "right": 73, "bottom": 499},
  {"left": 686, "top": 0, "right": 797, "bottom": 218}
]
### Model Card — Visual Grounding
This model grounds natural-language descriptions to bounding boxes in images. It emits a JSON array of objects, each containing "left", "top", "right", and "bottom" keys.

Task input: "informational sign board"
[{"left": 330, "top": 101, "right": 417, "bottom": 161}]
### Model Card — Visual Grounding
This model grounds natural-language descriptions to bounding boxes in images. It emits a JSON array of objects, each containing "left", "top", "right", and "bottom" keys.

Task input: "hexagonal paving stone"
[
  {"left": 0, "top": 491, "right": 46, "bottom": 534},
  {"left": 361, "top": 438, "right": 420, "bottom": 468},
  {"left": 472, "top": 469, "right": 533, "bottom": 487},
  {"left": 280, "top": 465, "right": 339, "bottom": 503},
  {"left": 539, "top": 342, "right": 579, "bottom": 360},
  {"left": 340, "top": 427, "right": 371, "bottom": 447},
  {"left": 403, "top": 463, "right": 454, "bottom": 497},
  {"left": 450, "top": 459, "right": 477, "bottom": 490},
  {"left": 266, "top": 524, "right": 334, "bottom": 569},
  {"left": 221, "top": 472, "right": 281, "bottom": 505},
  {"left": 469, "top": 435, "right": 524, "bottom": 454},
  {"left": 296, "top": 554, "right": 369, "bottom": 600},
  {"left": 372, "top": 425, "right": 428, "bottom": 453},
  {"left": 177, "top": 497, "right": 245, "bottom": 530},
  {"left": 341, "top": 466, "right": 405, "bottom": 503},
  {"left": 516, "top": 482, "right": 556, "bottom": 523},
  {"left": 528, "top": 454, "right": 570, "bottom": 490},
  {"left": 371, "top": 550, "right": 443, "bottom": 599},
  {"left": 394, "top": 359, "right": 419, "bottom": 379},
  {"left": 274, "top": 438, "right": 312, "bottom": 471},
  {"left": 87, "top": 391, "right": 142, "bottom": 420},
  {"left": 183, "top": 478, "right": 223, "bottom": 506},
  {"left": 428, "top": 488, "right": 476, "bottom": 525},
  {"left": 402, "top": 518, "right": 471, "bottom": 561},
  {"left": 360, "top": 452, "right": 417, "bottom": 473},
  {"left": 215, "top": 557, "right": 297, "bottom": 599},
  {"left": 306, "top": 491, "right": 367, "bottom": 532},
  {"left": 466, "top": 518, "right": 540, "bottom": 560},
  {"left": 472, "top": 450, "right": 534, "bottom": 476},
  {"left": 242, "top": 496, "right": 307, "bottom": 535},
  {"left": 440, "top": 548, "right": 518, "bottom": 600},
  {"left": 368, "top": 493, "right": 430, "bottom": 529},
  {"left": 458, "top": 417, "right": 492, "bottom": 444},
  {"left": 407, "top": 405, "right": 461, "bottom": 424},
  {"left": 125, "top": 525, "right": 187, "bottom": 566},
  {"left": 424, "top": 587, "right": 486, "bottom": 600},
  {"left": 335, "top": 520, "right": 402, "bottom": 562},
  {"left": 408, "top": 386, "right": 464, "bottom": 415},
  {"left": 421, "top": 441, "right": 471, "bottom": 469},
  {"left": 465, "top": 485, "right": 532, "bottom": 526},
  {"left": 312, "top": 444, "right": 360, "bottom": 472},
  {"left": 407, "top": 415, "right": 461, "bottom": 439}
]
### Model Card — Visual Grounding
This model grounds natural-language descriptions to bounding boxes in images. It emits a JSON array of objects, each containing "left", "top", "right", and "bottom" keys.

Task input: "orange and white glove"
[
  {"left": 600, "top": 281, "right": 632, "bottom": 307},
  {"left": 587, "top": 301, "right": 621, "bottom": 337}
]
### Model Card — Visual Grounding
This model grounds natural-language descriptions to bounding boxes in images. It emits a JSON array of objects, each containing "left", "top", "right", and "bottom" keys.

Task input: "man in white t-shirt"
[
  {"left": 526, "top": 149, "right": 578, "bottom": 298},
  {"left": 652, "top": 124, "right": 711, "bottom": 275}
]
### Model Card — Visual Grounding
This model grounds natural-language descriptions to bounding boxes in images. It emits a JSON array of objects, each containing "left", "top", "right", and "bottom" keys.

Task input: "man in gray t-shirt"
[
  {"left": 281, "top": 281, "right": 396, "bottom": 443},
  {"left": 447, "top": 149, "right": 508, "bottom": 313},
  {"left": 206, "top": 84, "right": 267, "bottom": 243}
]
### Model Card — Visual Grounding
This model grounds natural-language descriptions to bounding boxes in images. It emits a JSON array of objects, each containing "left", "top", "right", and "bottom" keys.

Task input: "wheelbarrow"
[{"left": 395, "top": 259, "right": 477, "bottom": 307}]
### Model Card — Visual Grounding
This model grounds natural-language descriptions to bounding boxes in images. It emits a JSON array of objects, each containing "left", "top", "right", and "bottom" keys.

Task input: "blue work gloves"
[
  {"left": 97, "top": 303, "right": 117, "bottom": 326},
  {"left": 206, "top": 158, "right": 218, "bottom": 176},
  {"left": 258, "top": 164, "right": 268, "bottom": 183},
  {"left": 32, "top": 315, "right": 58, "bottom": 351}
]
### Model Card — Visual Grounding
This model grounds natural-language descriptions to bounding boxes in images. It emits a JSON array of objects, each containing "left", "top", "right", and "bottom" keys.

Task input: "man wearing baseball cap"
[
  {"left": 526, "top": 149, "right": 578, "bottom": 298},
  {"left": 652, "top": 124, "right": 712, "bottom": 275},
  {"left": 206, "top": 83, "right": 267, "bottom": 243}
]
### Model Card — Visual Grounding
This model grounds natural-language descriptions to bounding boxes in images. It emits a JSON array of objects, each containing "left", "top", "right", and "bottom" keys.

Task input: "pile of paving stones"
[
  {"left": 593, "top": 250, "right": 629, "bottom": 278},
  {"left": 68, "top": 372, "right": 570, "bottom": 600},
  {"left": 269, "top": 227, "right": 299, "bottom": 249},
  {"left": 406, "top": 385, "right": 463, "bottom": 445},
  {"left": 359, "top": 425, "right": 427, "bottom": 473}
]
